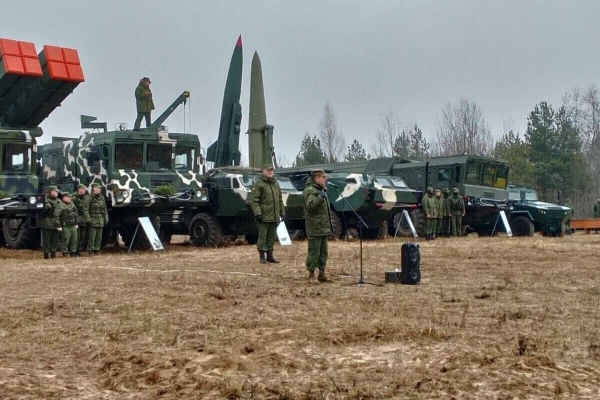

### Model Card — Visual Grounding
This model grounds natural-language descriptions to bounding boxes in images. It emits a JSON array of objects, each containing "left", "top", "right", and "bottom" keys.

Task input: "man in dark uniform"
[
  {"left": 55, "top": 192, "right": 79, "bottom": 257},
  {"left": 73, "top": 184, "right": 89, "bottom": 256},
  {"left": 134, "top": 77, "right": 155, "bottom": 130},
  {"left": 442, "top": 188, "right": 452, "bottom": 237},
  {"left": 449, "top": 186, "right": 466, "bottom": 237},
  {"left": 250, "top": 164, "right": 285, "bottom": 264},
  {"left": 84, "top": 183, "right": 108, "bottom": 255},
  {"left": 302, "top": 170, "right": 333, "bottom": 283},
  {"left": 421, "top": 187, "right": 435, "bottom": 240},
  {"left": 40, "top": 186, "right": 60, "bottom": 259}
]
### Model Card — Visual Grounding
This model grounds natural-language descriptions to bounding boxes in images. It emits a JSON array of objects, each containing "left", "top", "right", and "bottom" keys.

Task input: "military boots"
[
  {"left": 259, "top": 250, "right": 266, "bottom": 264},
  {"left": 43, "top": 253, "right": 49, "bottom": 260},
  {"left": 318, "top": 269, "right": 328, "bottom": 282},
  {"left": 50, "top": 252, "right": 56, "bottom": 258},
  {"left": 266, "top": 250, "right": 280, "bottom": 263},
  {"left": 308, "top": 270, "right": 317, "bottom": 284}
]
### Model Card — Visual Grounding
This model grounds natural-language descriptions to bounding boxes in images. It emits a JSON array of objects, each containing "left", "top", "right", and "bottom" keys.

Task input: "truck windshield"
[
  {"left": 146, "top": 143, "right": 172, "bottom": 171},
  {"left": 390, "top": 177, "right": 408, "bottom": 188},
  {"left": 375, "top": 177, "right": 392, "bottom": 187},
  {"left": 2, "top": 143, "right": 32, "bottom": 172},
  {"left": 495, "top": 166, "right": 508, "bottom": 189},
  {"left": 465, "top": 163, "right": 480, "bottom": 184},
  {"left": 509, "top": 190, "right": 538, "bottom": 201},
  {"left": 276, "top": 178, "right": 296, "bottom": 190},
  {"left": 115, "top": 143, "right": 143, "bottom": 169},
  {"left": 174, "top": 145, "right": 196, "bottom": 171}
]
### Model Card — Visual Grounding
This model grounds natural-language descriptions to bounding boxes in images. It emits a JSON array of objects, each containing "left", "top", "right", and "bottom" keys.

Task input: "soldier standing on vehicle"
[
  {"left": 73, "top": 184, "right": 89, "bottom": 256},
  {"left": 133, "top": 77, "right": 154, "bottom": 130},
  {"left": 55, "top": 192, "right": 79, "bottom": 257},
  {"left": 434, "top": 188, "right": 443, "bottom": 238},
  {"left": 421, "top": 187, "right": 436, "bottom": 240},
  {"left": 302, "top": 170, "right": 333, "bottom": 283},
  {"left": 40, "top": 186, "right": 60, "bottom": 259},
  {"left": 84, "top": 183, "right": 108, "bottom": 255},
  {"left": 449, "top": 186, "right": 466, "bottom": 237},
  {"left": 251, "top": 164, "right": 285, "bottom": 264},
  {"left": 565, "top": 199, "right": 574, "bottom": 234},
  {"left": 442, "top": 188, "right": 452, "bottom": 237}
]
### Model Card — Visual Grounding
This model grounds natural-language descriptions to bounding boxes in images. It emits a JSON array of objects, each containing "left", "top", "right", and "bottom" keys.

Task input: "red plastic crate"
[
  {"left": 0, "top": 38, "right": 20, "bottom": 57},
  {"left": 65, "top": 63, "right": 84, "bottom": 82},
  {"left": 22, "top": 57, "right": 43, "bottom": 76},
  {"left": 2, "top": 55, "right": 24, "bottom": 74},
  {"left": 47, "top": 61, "right": 68, "bottom": 80},
  {"left": 43, "top": 45, "right": 64, "bottom": 63},
  {"left": 18, "top": 41, "right": 38, "bottom": 58},
  {"left": 61, "top": 47, "right": 80, "bottom": 65}
]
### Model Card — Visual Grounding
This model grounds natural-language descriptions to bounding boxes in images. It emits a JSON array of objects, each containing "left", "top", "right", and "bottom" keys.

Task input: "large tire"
[
  {"left": 245, "top": 234, "right": 258, "bottom": 245},
  {"left": 289, "top": 230, "right": 306, "bottom": 241},
  {"left": 3, "top": 218, "right": 40, "bottom": 249},
  {"left": 551, "top": 223, "right": 566, "bottom": 238},
  {"left": 120, "top": 218, "right": 160, "bottom": 250},
  {"left": 329, "top": 212, "right": 343, "bottom": 240},
  {"left": 392, "top": 208, "right": 424, "bottom": 237},
  {"left": 363, "top": 221, "right": 388, "bottom": 240},
  {"left": 510, "top": 216, "right": 535, "bottom": 237},
  {"left": 189, "top": 213, "right": 223, "bottom": 247}
]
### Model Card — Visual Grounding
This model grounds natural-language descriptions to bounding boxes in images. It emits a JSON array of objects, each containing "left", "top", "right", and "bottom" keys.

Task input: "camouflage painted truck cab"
[
  {"left": 197, "top": 167, "right": 304, "bottom": 245},
  {"left": 388, "top": 155, "right": 567, "bottom": 236},
  {"left": 39, "top": 127, "right": 209, "bottom": 249},
  {"left": 0, "top": 38, "right": 85, "bottom": 248}
]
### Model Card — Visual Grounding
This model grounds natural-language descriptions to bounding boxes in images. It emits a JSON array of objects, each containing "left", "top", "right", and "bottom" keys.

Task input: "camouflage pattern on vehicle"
[{"left": 193, "top": 166, "right": 304, "bottom": 245}]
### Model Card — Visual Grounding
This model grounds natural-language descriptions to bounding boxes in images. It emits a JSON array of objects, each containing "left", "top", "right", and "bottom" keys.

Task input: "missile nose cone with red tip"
[{"left": 236, "top": 35, "right": 242, "bottom": 47}]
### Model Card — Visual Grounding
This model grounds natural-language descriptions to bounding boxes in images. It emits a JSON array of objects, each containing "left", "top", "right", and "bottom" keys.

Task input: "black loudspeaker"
[{"left": 401, "top": 243, "right": 421, "bottom": 284}]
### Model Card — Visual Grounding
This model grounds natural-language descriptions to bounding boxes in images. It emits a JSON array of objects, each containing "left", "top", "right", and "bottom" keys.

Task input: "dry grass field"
[{"left": 1, "top": 233, "right": 599, "bottom": 399}]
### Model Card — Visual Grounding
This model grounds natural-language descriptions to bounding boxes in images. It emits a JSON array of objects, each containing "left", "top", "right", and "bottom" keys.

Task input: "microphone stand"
[{"left": 329, "top": 183, "right": 382, "bottom": 287}]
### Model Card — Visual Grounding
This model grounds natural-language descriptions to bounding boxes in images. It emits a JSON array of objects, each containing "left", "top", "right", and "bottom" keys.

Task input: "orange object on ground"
[{"left": 570, "top": 218, "right": 600, "bottom": 234}]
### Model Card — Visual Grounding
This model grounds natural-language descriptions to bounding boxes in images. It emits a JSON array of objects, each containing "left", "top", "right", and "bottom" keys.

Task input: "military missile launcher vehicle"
[
  {"left": 183, "top": 166, "right": 304, "bottom": 246},
  {"left": 380, "top": 155, "right": 568, "bottom": 237},
  {"left": 0, "top": 38, "right": 84, "bottom": 248}
]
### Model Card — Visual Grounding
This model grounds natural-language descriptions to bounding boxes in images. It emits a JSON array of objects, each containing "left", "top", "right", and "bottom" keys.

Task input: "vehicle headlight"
[
  {"left": 122, "top": 190, "right": 129, "bottom": 199},
  {"left": 29, "top": 196, "right": 36, "bottom": 205},
  {"left": 196, "top": 191, "right": 202, "bottom": 198}
]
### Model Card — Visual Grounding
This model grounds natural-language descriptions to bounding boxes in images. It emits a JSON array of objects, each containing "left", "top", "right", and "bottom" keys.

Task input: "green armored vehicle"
[
  {"left": 0, "top": 38, "right": 84, "bottom": 248},
  {"left": 38, "top": 92, "right": 212, "bottom": 249},
  {"left": 507, "top": 185, "right": 570, "bottom": 236},
  {"left": 188, "top": 167, "right": 304, "bottom": 246},
  {"left": 279, "top": 159, "right": 420, "bottom": 239},
  {"left": 384, "top": 155, "right": 568, "bottom": 236}
]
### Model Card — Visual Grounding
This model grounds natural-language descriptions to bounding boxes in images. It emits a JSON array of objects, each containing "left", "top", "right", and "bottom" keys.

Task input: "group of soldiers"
[
  {"left": 39, "top": 183, "right": 109, "bottom": 259},
  {"left": 421, "top": 186, "right": 466, "bottom": 240},
  {"left": 251, "top": 164, "right": 332, "bottom": 284}
]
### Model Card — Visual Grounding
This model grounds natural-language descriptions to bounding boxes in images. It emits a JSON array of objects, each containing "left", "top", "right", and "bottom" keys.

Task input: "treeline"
[{"left": 292, "top": 86, "right": 600, "bottom": 217}]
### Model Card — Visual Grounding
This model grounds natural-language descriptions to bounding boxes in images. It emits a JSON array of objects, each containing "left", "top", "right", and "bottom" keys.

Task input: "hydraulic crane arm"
[{"left": 146, "top": 91, "right": 190, "bottom": 131}]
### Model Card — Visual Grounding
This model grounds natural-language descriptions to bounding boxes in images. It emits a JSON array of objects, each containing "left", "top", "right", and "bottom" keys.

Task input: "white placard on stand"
[
  {"left": 277, "top": 221, "right": 292, "bottom": 246},
  {"left": 128, "top": 217, "right": 164, "bottom": 253},
  {"left": 499, "top": 211, "right": 513, "bottom": 237}
]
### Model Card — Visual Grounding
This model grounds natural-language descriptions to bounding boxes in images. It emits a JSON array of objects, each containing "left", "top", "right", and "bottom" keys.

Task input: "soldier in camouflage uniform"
[
  {"left": 40, "top": 186, "right": 60, "bottom": 259},
  {"left": 434, "top": 188, "right": 443, "bottom": 238},
  {"left": 134, "top": 77, "right": 155, "bottom": 130},
  {"left": 73, "top": 184, "right": 89, "bottom": 256},
  {"left": 55, "top": 192, "right": 79, "bottom": 257},
  {"left": 303, "top": 170, "right": 333, "bottom": 283},
  {"left": 250, "top": 164, "right": 285, "bottom": 264},
  {"left": 421, "top": 187, "right": 436, "bottom": 240},
  {"left": 84, "top": 183, "right": 108, "bottom": 255},
  {"left": 449, "top": 186, "right": 466, "bottom": 237},
  {"left": 442, "top": 188, "right": 452, "bottom": 237},
  {"left": 565, "top": 199, "right": 573, "bottom": 234}
]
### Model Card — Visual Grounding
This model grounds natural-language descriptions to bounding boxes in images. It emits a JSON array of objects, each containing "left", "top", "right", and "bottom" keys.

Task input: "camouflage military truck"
[
  {"left": 507, "top": 185, "right": 570, "bottom": 237},
  {"left": 190, "top": 167, "right": 304, "bottom": 245},
  {"left": 0, "top": 38, "right": 85, "bottom": 248},
  {"left": 38, "top": 93, "right": 211, "bottom": 249},
  {"left": 384, "top": 155, "right": 568, "bottom": 237}
]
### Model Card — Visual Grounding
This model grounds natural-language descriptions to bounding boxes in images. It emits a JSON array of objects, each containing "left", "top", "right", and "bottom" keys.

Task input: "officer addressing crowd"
[{"left": 251, "top": 164, "right": 284, "bottom": 264}]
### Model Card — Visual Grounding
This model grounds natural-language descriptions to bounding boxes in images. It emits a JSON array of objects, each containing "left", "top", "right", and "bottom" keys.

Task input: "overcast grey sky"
[{"left": 5, "top": 0, "right": 600, "bottom": 162}]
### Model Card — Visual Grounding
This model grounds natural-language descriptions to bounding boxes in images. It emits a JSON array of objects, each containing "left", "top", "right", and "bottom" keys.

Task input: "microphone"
[{"left": 327, "top": 182, "right": 339, "bottom": 189}]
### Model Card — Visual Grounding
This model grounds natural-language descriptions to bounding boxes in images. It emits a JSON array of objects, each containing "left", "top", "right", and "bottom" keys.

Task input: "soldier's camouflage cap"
[
  {"left": 62, "top": 192, "right": 73, "bottom": 198},
  {"left": 426, "top": 187, "right": 433, "bottom": 193},
  {"left": 312, "top": 170, "right": 328, "bottom": 178},
  {"left": 76, "top": 184, "right": 87, "bottom": 189},
  {"left": 91, "top": 183, "right": 102, "bottom": 188},
  {"left": 443, "top": 188, "right": 450, "bottom": 194},
  {"left": 262, "top": 164, "right": 274, "bottom": 170},
  {"left": 47, "top": 186, "right": 58, "bottom": 192}
]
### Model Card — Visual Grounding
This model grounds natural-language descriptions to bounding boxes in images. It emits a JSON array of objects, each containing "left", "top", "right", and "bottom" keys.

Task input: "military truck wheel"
[
  {"left": 160, "top": 229, "right": 173, "bottom": 244},
  {"left": 245, "top": 234, "right": 258, "bottom": 245},
  {"left": 3, "top": 218, "right": 40, "bottom": 249},
  {"left": 120, "top": 225, "right": 151, "bottom": 250},
  {"left": 393, "top": 209, "right": 424, "bottom": 237},
  {"left": 290, "top": 230, "right": 306, "bottom": 241},
  {"left": 189, "top": 213, "right": 223, "bottom": 247},
  {"left": 510, "top": 216, "right": 535, "bottom": 237},
  {"left": 329, "top": 212, "right": 343, "bottom": 240}
]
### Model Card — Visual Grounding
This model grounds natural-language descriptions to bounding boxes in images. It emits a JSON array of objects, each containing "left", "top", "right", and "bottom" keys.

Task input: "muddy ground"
[{"left": 0, "top": 233, "right": 599, "bottom": 399}]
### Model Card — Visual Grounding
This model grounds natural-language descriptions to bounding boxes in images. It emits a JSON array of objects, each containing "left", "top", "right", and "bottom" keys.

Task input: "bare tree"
[
  {"left": 318, "top": 101, "right": 345, "bottom": 163},
  {"left": 432, "top": 98, "right": 494, "bottom": 156},
  {"left": 372, "top": 110, "right": 402, "bottom": 157}
]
